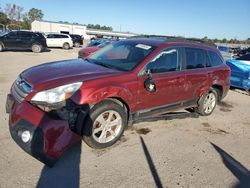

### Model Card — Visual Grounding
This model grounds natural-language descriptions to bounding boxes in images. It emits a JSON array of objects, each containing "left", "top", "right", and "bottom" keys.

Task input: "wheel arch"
[{"left": 212, "top": 84, "right": 223, "bottom": 101}]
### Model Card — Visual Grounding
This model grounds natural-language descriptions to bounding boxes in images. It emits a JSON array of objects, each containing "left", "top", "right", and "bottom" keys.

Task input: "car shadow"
[
  {"left": 36, "top": 141, "right": 82, "bottom": 188},
  {"left": 2, "top": 48, "right": 51, "bottom": 53},
  {"left": 140, "top": 136, "right": 163, "bottom": 188},
  {"left": 210, "top": 142, "right": 250, "bottom": 188}
]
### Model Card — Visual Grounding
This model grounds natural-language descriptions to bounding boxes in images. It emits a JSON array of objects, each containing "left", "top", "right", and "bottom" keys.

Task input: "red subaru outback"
[{"left": 6, "top": 37, "right": 230, "bottom": 166}]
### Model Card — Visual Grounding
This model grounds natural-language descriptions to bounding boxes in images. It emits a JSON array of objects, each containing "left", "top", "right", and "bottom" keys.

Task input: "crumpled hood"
[
  {"left": 227, "top": 60, "right": 250, "bottom": 72},
  {"left": 21, "top": 59, "right": 121, "bottom": 91}
]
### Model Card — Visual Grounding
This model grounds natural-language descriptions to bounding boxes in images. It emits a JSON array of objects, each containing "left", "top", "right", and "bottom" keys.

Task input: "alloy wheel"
[{"left": 92, "top": 110, "right": 122, "bottom": 144}]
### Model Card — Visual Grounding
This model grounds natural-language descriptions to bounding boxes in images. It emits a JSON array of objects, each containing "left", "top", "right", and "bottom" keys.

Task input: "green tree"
[
  {"left": 0, "top": 12, "right": 10, "bottom": 25},
  {"left": 20, "top": 13, "right": 31, "bottom": 29},
  {"left": 28, "top": 8, "right": 43, "bottom": 22},
  {"left": 222, "top": 38, "right": 227, "bottom": 43}
]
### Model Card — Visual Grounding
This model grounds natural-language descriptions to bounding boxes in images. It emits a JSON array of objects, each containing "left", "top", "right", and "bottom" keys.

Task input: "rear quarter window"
[
  {"left": 208, "top": 51, "right": 224, "bottom": 66},
  {"left": 185, "top": 47, "right": 209, "bottom": 69}
]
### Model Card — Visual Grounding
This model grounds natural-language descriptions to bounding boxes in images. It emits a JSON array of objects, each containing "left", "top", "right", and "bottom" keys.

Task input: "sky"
[{"left": 0, "top": 0, "right": 249, "bottom": 40}]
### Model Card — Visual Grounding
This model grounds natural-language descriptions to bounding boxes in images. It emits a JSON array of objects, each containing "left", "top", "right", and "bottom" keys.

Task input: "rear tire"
[
  {"left": 63, "top": 42, "right": 70, "bottom": 50},
  {"left": 31, "top": 44, "right": 42, "bottom": 53},
  {"left": 197, "top": 88, "right": 218, "bottom": 116},
  {"left": 83, "top": 101, "right": 127, "bottom": 149},
  {"left": 74, "top": 42, "right": 80, "bottom": 48},
  {"left": 0, "top": 43, "right": 4, "bottom": 52}
]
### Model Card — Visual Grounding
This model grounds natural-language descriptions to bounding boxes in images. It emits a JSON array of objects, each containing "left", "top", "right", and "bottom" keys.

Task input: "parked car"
[
  {"left": 70, "top": 34, "right": 83, "bottom": 47},
  {"left": 6, "top": 37, "right": 230, "bottom": 166},
  {"left": 45, "top": 33, "right": 73, "bottom": 49},
  {"left": 87, "top": 38, "right": 109, "bottom": 47},
  {"left": 0, "top": 30, "right": 47, "bottom": 53},
  {"left": 78, "top": 41, "right": 111, "bottom": 59},
  {"left": 226, "top": 54, "right": 250, "bottom": 94},
  {"left": 217, "top": 46, "right": 233, "bottom": 60}
]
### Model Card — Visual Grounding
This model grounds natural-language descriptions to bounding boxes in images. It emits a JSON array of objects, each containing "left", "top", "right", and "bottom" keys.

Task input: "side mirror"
[{"left": 144, "top": 77, "right": 156, "bottom": 93}]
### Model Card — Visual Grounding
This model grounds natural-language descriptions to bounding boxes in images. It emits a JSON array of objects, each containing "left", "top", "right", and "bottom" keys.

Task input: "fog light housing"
[{"left": 21, "top": 130, "right": 31, "bottom": 143}]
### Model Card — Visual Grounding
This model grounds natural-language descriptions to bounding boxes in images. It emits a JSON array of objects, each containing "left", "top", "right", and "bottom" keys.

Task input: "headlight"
[{"left": 31, "top": 82, "right": 82, "bottom": 104}]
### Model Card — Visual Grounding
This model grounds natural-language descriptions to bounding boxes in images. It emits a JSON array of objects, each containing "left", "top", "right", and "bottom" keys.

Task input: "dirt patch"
[
  {"left": 127, "top": 126, "right": 152, "bottom": 135},
  {"left": 91, "top": 136, "right": 129, "bottom": 157},
  {"left": 218, "top": 101, "right": 233, "bottom": 112},
  {"left": 220, "top": 108, "right": 232, "bottom": 112},
  {"left": 136, "top": 128, "right": 151, "bottom": 135},
  {"left": 202, "top": 127, "right": 229, "bottom": 135},
  {"left": 218, "top": 101, "right": 233, "bottom": 108},
  {"left": 202, "top": 122, "right": 211, "bottom": 127}
]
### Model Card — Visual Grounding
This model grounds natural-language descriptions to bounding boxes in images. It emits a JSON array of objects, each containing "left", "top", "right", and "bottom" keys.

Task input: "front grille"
[{"left": 11, "top": 77, "right": 32, "bottom": 102}]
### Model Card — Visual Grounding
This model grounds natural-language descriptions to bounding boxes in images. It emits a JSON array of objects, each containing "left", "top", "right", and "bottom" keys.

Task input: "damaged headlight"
[{"left": 31, "top": 82, "right": 82, "bottom": 104}]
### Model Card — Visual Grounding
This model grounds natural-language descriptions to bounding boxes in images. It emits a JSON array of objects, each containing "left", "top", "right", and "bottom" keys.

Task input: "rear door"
[
  {"left": 137, "top": 47, "right": 187, "bottom": 110},
  {"left": 17, "top": 31, "right": 33, "bottom": 48},
  {"left": 183, "top": 47, "right": 210, "bottom": 100},
  {"left": 46, "top": 34, "right": 55, "bottom": 47}
]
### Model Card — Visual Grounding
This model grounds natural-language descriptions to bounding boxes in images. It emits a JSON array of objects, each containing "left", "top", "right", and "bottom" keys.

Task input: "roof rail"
[{"left": 129, "top": 35, "right": 216, "bottom": 47}]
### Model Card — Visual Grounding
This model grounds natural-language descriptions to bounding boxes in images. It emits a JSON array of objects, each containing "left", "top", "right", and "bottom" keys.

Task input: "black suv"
[
  {"left": 70, "top": 34, "right": 83, "bottom": 47},
  {"left": 0, "top": 30, "right": 47, "bottom": 53}
]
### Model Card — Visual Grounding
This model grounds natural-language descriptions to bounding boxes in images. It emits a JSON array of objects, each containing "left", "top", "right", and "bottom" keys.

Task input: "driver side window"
[
  {"left": 7, "top": 31, "right": 17, "bottom": 38},
  {"left": 147, "top": 48, "right": 180, "bottom": 74}
]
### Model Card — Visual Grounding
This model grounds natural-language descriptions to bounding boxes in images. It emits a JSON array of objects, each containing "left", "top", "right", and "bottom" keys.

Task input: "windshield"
[
  {"left": 97, "top": 41, "right": 111, "bottom": 48},
  {"left": 0, "top": 31, "right": 8, "bottom": 37},
  {"left": 88, "top": 41, "right": 156, "bottom": 71}
]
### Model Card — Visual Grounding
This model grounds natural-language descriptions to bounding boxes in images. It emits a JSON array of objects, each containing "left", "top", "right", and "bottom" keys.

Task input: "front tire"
[
  {"left": 31, "top": 44, "right": 42, "bottom": 53},
  {"left": 197, "top": 88, "right": 218, "bottom": 116},
  {"left": 83, "top": 101, "right": 127, "bottom": 149},
  {"left": 63, "top": 42, "right": 70, "bottom": 50}
]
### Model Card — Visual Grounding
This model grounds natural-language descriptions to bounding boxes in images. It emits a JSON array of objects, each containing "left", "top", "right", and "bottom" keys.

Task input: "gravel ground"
[{"left": 0, "top": 48, "right": 250, "bottom": 188}]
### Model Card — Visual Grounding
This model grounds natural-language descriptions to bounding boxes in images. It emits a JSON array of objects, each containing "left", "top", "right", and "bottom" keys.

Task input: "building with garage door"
[
  {"left": 31, "top": 20, "right": 87, "bottom": 38},
  {"left": 31, "top": 20, "right": 137, "bottom": 39}
]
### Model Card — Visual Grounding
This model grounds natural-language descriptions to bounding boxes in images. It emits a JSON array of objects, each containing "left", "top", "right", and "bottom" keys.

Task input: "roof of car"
[
  {"left": 127, "top": 35, "right": 216, "bottom": 49},
  {"left": 45, "top": 32, "right": 70, "bottom": 36}
]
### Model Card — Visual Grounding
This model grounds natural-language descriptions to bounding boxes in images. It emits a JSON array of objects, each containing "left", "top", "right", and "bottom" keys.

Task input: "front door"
[
  {"left": 3, "top": 31, "right": 19, "bottom": 49},
  {"left": 137, "top": 47, "right": 186, "bottom": 111}
]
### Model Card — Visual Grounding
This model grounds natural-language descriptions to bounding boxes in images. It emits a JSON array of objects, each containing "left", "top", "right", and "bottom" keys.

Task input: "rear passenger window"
[
  {"left": 208, "top": 51, "right": 224, "bottom": 66},
  {"left": 60, "top": 35, "right": 68, "bottom": 38},
  {"left": 185, "top": 48, "right": 209, "bottom": 69},
  {"left": 18, "top": 32, "right": 32, "bottom": 38},
  {"left": 147, "top": 48, "right": 180, "bottom": 73},
  {"left": 54, "top": 35, "right": 62, "bottom": 38}
]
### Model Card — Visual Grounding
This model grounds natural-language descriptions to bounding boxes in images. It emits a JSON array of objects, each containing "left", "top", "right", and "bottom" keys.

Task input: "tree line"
[
  {"left": 0, "top": 4, "right": 43, "bottom": 30},
  {"left": 0, "top": 3, "right": 113, "bottom": 31},
  {"left": 202, "top": 36, "right": 250, "bottom": 45},
  {"left": 57, "top": 22, "right": 113, "bottom": 31}
]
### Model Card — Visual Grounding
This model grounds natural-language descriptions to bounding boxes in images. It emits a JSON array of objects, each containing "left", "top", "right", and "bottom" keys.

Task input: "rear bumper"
[{"left": 7, "top": 94, "right": 81, "bottom": 166}]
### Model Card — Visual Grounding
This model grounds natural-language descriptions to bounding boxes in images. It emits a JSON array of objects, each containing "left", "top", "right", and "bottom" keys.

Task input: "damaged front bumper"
[{"left": 6, "top": 94, "right": 81, "bottom": 167}]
